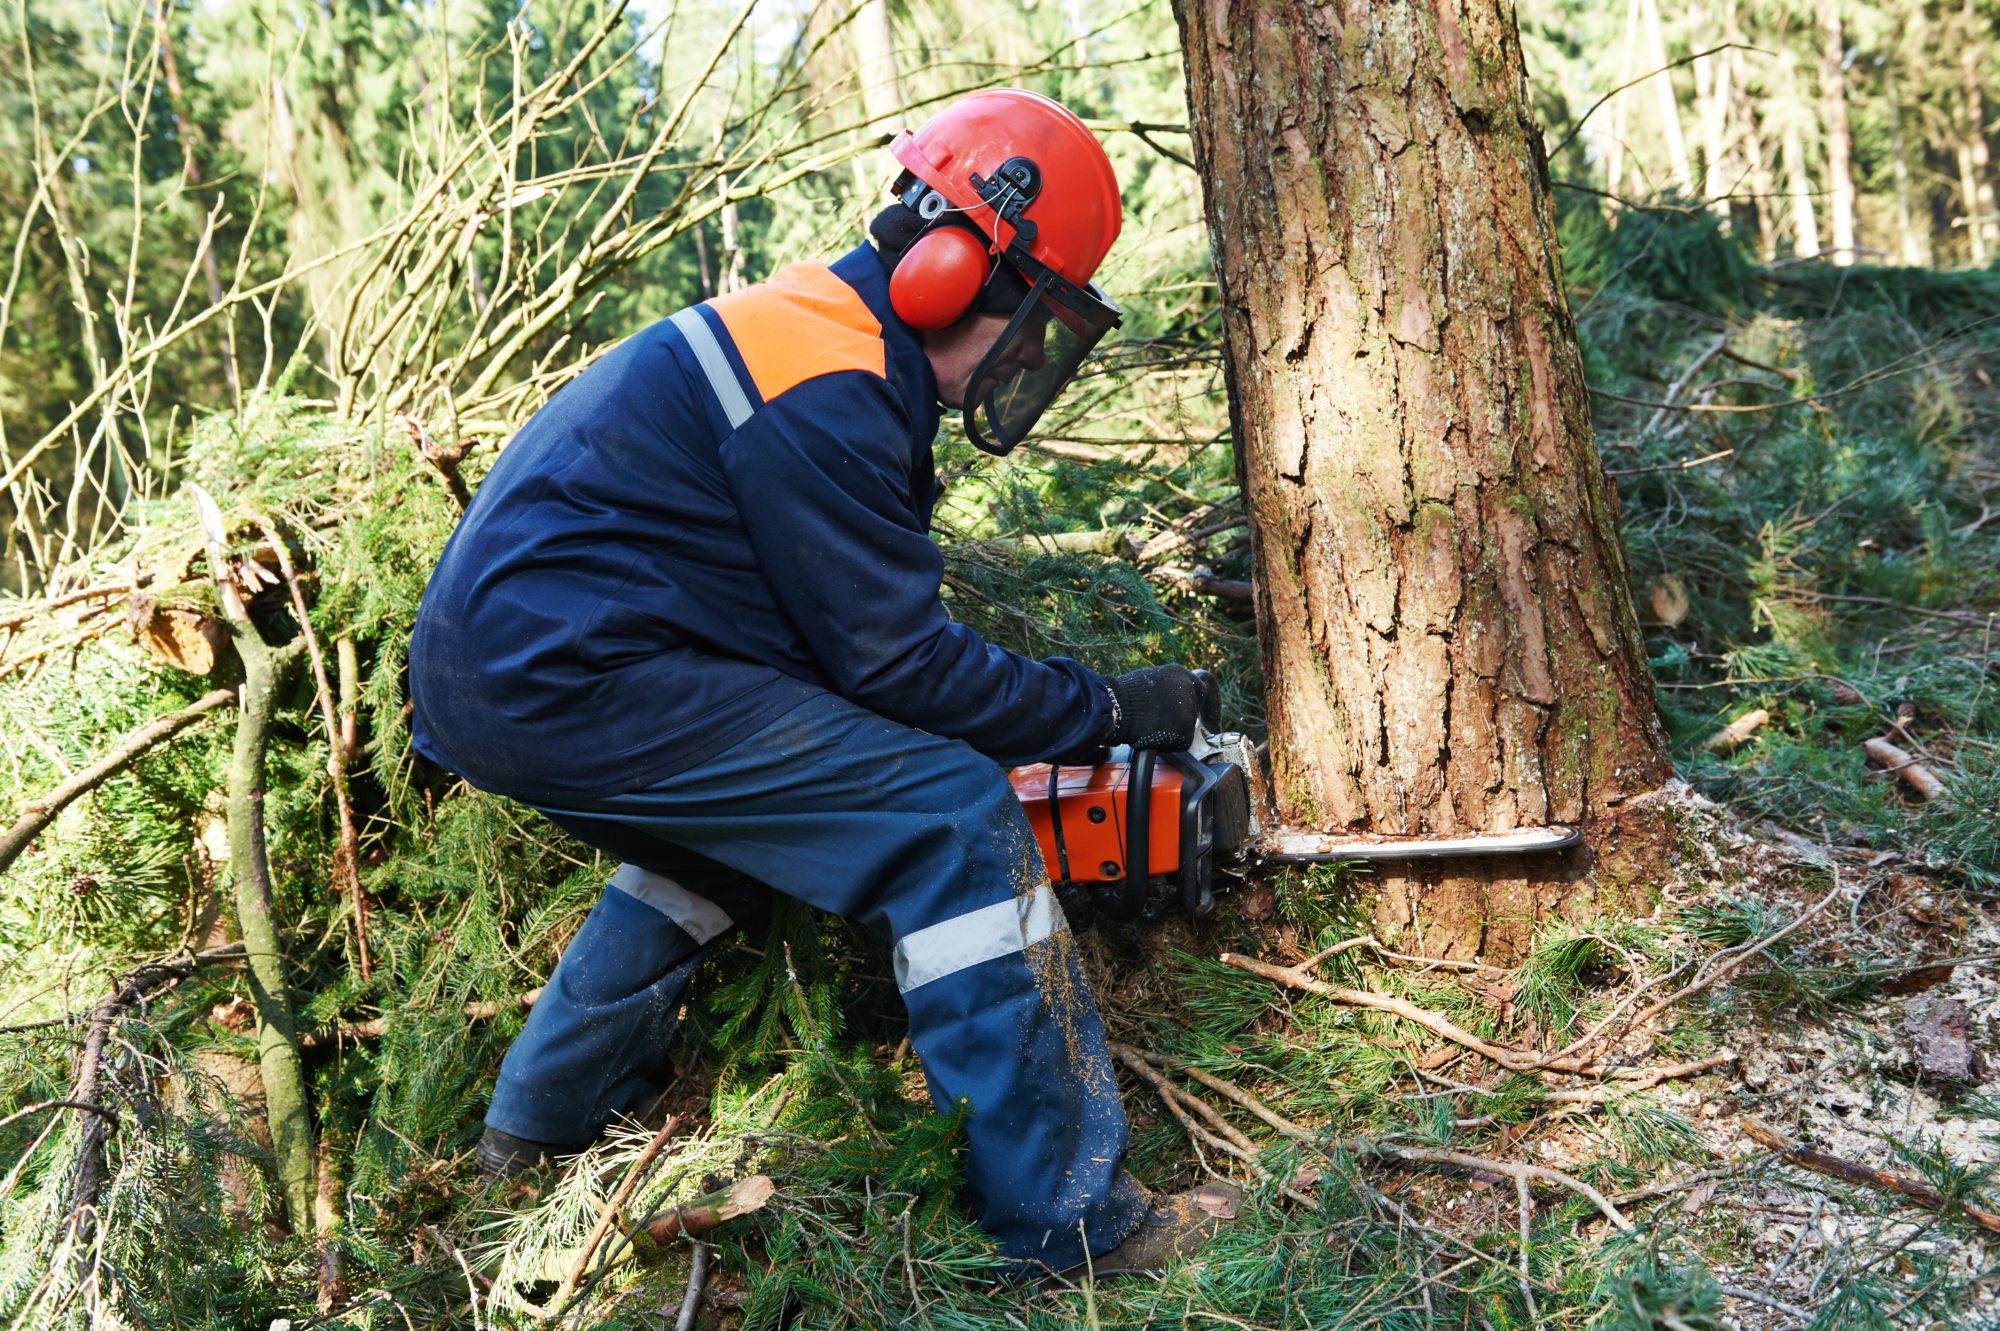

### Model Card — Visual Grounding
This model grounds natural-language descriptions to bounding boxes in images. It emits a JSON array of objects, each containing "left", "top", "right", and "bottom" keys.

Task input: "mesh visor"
[{"left": 964, "top": 271, "right": 1119, "bottom": 456}]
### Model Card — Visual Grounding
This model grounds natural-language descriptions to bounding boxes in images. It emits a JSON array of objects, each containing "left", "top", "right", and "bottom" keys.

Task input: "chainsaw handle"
[{"left": 1114, "top": 747, "right": 1154, "bottom": 919}]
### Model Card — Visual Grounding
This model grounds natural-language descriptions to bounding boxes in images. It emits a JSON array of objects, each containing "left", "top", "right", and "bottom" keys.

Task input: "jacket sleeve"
[{"left": 718, "top": 370, "right": 1112, "bottom": 765}]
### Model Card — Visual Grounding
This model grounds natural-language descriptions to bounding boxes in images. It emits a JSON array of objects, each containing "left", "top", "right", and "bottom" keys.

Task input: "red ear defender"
[{"left": 889, "top": 226, "right": 991, "bottom": 330}]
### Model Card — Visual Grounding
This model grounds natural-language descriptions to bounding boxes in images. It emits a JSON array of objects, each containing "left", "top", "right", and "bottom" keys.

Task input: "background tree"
[{"left": 1174, "top": 0, "right": 1674, "bottom": 959}]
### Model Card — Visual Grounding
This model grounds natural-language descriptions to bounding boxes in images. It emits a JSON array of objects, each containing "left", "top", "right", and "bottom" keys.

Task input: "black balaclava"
[{"left": 868, "top": 201, "right": 1033, "bottom": 319}]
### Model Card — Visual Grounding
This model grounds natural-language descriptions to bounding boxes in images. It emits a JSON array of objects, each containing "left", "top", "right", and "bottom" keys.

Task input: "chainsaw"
[{"left": 1009, "top": 670, "right": 1583, "bottom": 925}]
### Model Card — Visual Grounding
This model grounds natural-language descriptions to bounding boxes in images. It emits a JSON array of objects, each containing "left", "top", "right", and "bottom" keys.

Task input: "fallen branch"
[
  {"left": 1544, "top": 1052, "right": 1737, "bottom": 1103},
  {"left": 0, "top": 688, "right": 234, "bottom": 877},
  {"left": 1741, "top": 1118, "right": 2000, "bottom": 1236},
  {"left": 1862, "top": 737, "right": 1947, "bottom": 801},
  {"left": 968, "top": 528, "right": 1140, "bottom": 560},
  {"left": 1109, "top": 1043, "right": 1314, "bottom": 1205},
  {"left": 1701, "top": 708, "right": 1770, "bottom": 754},
  {"left": 62, "top": 943, "right": 248, "bottom": 1256},
  {"left": 1621, "top": 871, "right": 1846, "bottom": 1040},
  {"left": 643, "top": 1174, "right": 776, "bottom": 1244},
  {"left": 1152, "top": 564, "right": 1254, "bottom": 603}
]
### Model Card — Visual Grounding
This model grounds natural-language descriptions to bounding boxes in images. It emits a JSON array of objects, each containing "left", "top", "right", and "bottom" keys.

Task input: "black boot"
[{"left": 475, "top": 1127, "right": 588, "bottom": 1180}]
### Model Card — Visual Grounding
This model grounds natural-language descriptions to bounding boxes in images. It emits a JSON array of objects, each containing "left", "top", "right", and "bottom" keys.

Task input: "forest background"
[{"left": 1, "top": 0, "right": 1997, "bottom": 1326}]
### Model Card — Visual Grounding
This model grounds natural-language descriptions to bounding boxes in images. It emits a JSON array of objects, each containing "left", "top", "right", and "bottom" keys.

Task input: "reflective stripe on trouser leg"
[
  {"left": 894, "top": 882, "right": 1061, "bottom": 992},
  {"left": 485, "top": 876, "right": 717, "bottom": 1144},
  {"left": 610, "top": 863, "right": 735, "bottom": 944}
]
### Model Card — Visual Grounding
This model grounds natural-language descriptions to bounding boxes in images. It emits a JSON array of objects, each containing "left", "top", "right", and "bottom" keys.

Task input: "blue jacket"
[{"left": 408, "top": 243, "right": 1112, "bottom": 802}]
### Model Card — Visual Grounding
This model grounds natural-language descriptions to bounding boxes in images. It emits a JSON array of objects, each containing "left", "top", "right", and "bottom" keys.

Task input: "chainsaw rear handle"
[
  {"left": 1117, "top": 670, "right": 1220, "bottom": 919},
  {"left": 1115, "top": 746, "right": 1153, "bottom": 919}
]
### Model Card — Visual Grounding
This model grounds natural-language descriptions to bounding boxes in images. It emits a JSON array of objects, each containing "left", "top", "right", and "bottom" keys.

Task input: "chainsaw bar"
[{"left": 1257, "top": 825, "right": 1582, "bottom": 863}]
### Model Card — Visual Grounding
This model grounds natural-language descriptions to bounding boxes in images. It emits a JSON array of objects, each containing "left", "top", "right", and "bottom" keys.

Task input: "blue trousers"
[{"left": 484, "top": 692, "right": 1146, "bottom": 1267}]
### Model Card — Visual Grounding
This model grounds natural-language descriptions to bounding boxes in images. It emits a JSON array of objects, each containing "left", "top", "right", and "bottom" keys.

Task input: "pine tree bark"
[{"left": 1174, "top": 0, "right": 1673, "bottom": 959}]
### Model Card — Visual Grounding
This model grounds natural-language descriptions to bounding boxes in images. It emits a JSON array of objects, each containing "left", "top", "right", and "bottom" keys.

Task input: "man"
[{"left": 408, "top": 88, "right": 1229, "bottom": 1278}]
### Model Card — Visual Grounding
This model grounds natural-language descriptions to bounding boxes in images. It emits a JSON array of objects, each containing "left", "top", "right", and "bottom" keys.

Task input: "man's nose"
[{"left": 1020, "top": 326, "right": 1048, "bottom": 372}]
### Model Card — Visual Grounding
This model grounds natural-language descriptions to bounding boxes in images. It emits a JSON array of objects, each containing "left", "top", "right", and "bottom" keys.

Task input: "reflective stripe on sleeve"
[
  {"left": 668, "top": 306, "right": 756, "bottom": 430},
  {"left": 609, "top": 864, "right": 736, "bottom": 944},
  {"left": 893, "top": 883, "right": 1064, "bottom": 993}
]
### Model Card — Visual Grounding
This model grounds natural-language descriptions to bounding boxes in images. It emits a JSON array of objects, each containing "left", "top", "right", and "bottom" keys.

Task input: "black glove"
[{"left": 1104, "top": 664, "right": 1205, "bottom": 751}]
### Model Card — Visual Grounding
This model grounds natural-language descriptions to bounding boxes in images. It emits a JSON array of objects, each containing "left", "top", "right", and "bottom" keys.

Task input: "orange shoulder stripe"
[{"left": 706, "top": 262, "right": 886, "bottom": 403}]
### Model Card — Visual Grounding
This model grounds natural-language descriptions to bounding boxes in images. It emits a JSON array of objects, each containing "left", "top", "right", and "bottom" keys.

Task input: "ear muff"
[{"left": 889, "top": 226, "right": 991, "bottom": 330}]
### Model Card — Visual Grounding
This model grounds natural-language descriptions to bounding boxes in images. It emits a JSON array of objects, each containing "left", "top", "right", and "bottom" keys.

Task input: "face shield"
[{"left": 963, "top": 254, "right": 1121, "bottom": 457}]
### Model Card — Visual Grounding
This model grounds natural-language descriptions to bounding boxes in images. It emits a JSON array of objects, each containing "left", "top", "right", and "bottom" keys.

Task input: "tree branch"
[{"left": 0, "top": 688, "right": 234, "bottom": 877}]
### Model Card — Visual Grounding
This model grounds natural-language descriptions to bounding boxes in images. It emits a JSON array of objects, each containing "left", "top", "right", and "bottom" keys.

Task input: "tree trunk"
[
  {"left": 847, "top": 0, "right": 902, "bottom": 227},
  {"left": 1695, "top": 28, "right": 1733, "bottom": 219},
  {"left": 152, "top": 0, "right": 240, "bottom": 400},
  {"left": 1958, "top": 0, "right": 1998, "bottom": 263},
  {"left": 1604, "top": 0, "right": 1640, "bottom": 209},
  {"left": 1779, "top": 56, "right": 1823, "bottom": 259},
  {"left": 1888, "top": 67, "right": 1930, "bottom": 266},
  {"left": 1819, "top": 3, "right": 1857, "bottom": 264},
  {"left": 1639, "top": 0, "right": 1694, "bottom": 195},
  {"left": 1174, "top": 0, "right": 1673, "bottom": 960},
  {"left": 1731, "top": 46, "right": 1779, "bottom": 262}
]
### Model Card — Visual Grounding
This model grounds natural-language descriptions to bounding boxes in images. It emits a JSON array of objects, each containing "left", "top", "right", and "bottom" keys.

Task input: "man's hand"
[{"left": 1104, "top": 665, "right": 1207, "bottom": 752}]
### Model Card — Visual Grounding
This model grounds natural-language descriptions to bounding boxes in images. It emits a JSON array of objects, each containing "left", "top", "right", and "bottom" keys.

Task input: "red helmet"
[{"left": 885, "top": 90, "right": 1124, "bottom": 455}]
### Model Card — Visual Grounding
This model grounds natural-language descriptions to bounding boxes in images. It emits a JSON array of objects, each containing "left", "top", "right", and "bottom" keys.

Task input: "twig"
[
  {"left": 1549, "top": 43, "right": 1769, "bottom": 159},
  {"left": 0, "top": 1099, "right": 119, "bottom": 1133},
  {"left": 1741, "top": 1118, "right": 2000, "bottom": 1235},
  {"left": 1543, "top": 1053, "right": 1737, "bottom": 1103},
  {"left": 1607, "top": 1165, "right": 1741, "bottom": 1206},
  {"left": 1114, "top": 1043, "right": 1631, "bottom": 1229},
  {"left": 0, "top": 688, "right": 234, "bottom": 876},
  {"left": 1125, "top": 1047, "right": 1311, "bottom": 1138},
  {"left": 673, "top": 1242, "right": 711, "bottom": 1331},
  {"left": 1108, "top": 1044, "right": 1313, "bottom": 1205},
  {"left": 1515, "top": 1175, "right": 1537, "bottom": 1321},
  {"left": 1215, "top": 951, "right": 1602, "bottom": 1076},
  {"left": 559, "top": 1115, "right": 684, "bottom": 1299},
  {"left": 1297, "top": 933, "right": 1506, "bottom": 977},
  {"left": 1622, "top": 871, "right": 1846, "bottom": 1039},
  {"left": 1364, "top": 1142, "right": 1633, "bottom": 1231},
  {"left": 1791, "top": 590, "right": 1993, "bottom": 627}
]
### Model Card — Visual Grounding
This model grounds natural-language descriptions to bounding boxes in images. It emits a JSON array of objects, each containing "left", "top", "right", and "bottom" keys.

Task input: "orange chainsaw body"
[{"left": 1010, "top": 760, "right": 1185, "bottom": 885}]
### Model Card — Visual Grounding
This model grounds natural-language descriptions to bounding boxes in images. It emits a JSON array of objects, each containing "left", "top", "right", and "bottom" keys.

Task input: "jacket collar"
[{"left": 833, "top": 243, "right": 940, "bottom": 439}]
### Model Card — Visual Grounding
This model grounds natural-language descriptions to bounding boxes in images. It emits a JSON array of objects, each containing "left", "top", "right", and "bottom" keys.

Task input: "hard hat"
[{"left": 884, "top": 89, "right": 1124, "bottom": 456}]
